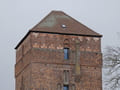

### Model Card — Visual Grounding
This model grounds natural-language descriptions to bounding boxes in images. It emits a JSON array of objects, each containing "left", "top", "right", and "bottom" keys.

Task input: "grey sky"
[{"left": 0, "top": 0, "right": 120, "bottom": 90}]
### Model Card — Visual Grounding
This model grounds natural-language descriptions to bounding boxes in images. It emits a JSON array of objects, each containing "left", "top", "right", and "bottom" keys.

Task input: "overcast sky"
[{"left": 0, "top": 0, "right": 120, "bottom": 90}]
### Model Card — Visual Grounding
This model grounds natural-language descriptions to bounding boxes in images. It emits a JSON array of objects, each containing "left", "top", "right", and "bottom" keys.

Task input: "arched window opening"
[
  {"left": 64, "top": 48, "right": 69, "bottom": 60},
  {"left": 63, "top": 39, "right": 70, "bottom": 60},
  {"left": 63, "top": 85, "right": 69, "bottom": 90},
  {"left": 63, "top": 39, "right": 70, "bottom": 48},
  {"left": 63, "top": 70, "right": 69, "bottom": 84}
]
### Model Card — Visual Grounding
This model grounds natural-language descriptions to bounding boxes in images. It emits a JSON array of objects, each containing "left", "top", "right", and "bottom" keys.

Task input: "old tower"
[{"left": 15, "top": 11, "right": 102, "bottom": 90}]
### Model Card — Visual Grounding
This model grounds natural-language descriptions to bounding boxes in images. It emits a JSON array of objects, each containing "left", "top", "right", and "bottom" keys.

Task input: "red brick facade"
[{"left": 15, "top": 11, "right": 102, "bottom": 90}]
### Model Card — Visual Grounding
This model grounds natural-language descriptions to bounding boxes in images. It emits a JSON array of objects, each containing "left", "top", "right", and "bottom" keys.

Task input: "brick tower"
[{"left": 15, "top": 11, "right": 102, "bottom": 90}]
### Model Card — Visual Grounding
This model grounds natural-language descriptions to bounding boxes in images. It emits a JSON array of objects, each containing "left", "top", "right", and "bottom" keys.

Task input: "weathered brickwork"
[
  {"left": 15, "top": 11, "right": 102, "bottom": 90},
  {"left": 15, "top": 32, "right": 102, "bottom": 90},
  {"left": 31, "top": 33, "right": 101, "bottom": 52},
  {"left": 15, "top": 64, "right": 31, "bottom": 90},
  {"left": 16, "top": 35, "right": 31, "bottom": 63}
]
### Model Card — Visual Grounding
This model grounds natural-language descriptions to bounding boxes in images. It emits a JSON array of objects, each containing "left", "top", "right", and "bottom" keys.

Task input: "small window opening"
[
  {"left": 63, "top": 70, "right": 69, "bottom": 84},
  {"left": 64, "top": 48, "right": 69, "bottom": 60},
  {"left": 63, "top": 85, "right": 69, "bottom": 90},
  {"left": 61, "top": 24, "right": 67, "bottom": 28}
]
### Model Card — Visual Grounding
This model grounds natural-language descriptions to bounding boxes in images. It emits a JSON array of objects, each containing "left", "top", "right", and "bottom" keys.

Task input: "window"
[
  {"left": 63, "top": 85, "right": 69, "bottom": 90},
  {"left": 61, "top": 24, "right": 67, "bottom": 28},
  {"left": 64, "top": 48, "right": 69, "bottom": 60},
  {"left": 63, "top": 70, "right": 69, "bottom": 84}
]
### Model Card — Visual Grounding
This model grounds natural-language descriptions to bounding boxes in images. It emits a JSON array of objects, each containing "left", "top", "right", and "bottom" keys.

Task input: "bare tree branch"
[{"left": 103, "top": 46, "right": 120, "bottom": 89}]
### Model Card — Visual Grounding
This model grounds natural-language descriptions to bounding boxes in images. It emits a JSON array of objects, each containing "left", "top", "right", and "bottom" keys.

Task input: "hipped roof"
[{"left": 31, "top": 11, "right": 102, "bottom": 36}]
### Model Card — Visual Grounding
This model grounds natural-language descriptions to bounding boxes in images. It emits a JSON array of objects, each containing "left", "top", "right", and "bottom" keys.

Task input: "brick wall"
[{"left": 15, "top": 32, "right": 102, "bottom": 90}]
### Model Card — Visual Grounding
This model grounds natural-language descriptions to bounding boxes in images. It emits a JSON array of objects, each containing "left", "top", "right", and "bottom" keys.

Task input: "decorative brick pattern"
[{"left": 15, "top": 32, "right": 102, "bottom": 90}]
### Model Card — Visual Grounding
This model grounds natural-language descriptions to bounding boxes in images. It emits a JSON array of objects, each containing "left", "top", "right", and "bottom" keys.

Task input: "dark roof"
[
  {"left": 15, "top": 11, "right": 102, "bottom": 49},
  {"left": 30, "top": 11, "right": 102, "bottom": 36}
]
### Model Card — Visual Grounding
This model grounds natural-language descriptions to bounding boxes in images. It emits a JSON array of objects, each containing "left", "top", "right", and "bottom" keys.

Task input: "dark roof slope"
[{"left": 30, "top": 11, "right": 102, "bottom": 37}]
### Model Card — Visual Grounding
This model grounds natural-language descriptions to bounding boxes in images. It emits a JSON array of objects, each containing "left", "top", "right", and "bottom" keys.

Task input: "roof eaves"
[{"left": 30, "top": 30, "right": 102, "bottom": 37}]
